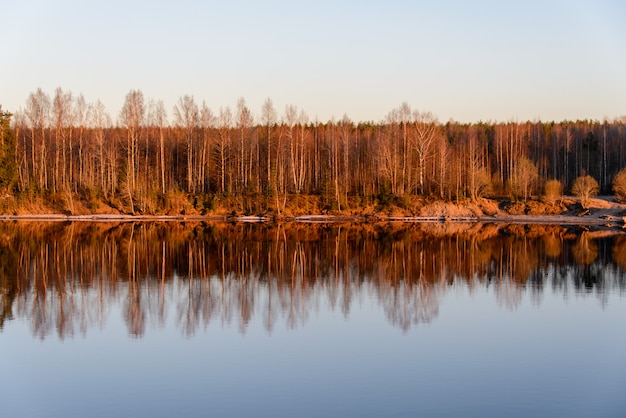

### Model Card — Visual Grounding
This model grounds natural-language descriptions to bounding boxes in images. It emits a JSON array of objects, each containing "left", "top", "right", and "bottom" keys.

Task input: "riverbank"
[
  {"left": 1, "top": 196, "right": 625, "bottom": 230},
  {"left": 0, "top": 196, "right": 626, "bottom": 228}
]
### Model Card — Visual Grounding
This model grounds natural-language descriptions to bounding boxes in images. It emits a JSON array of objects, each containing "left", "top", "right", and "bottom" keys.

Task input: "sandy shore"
[
  {"left": 1, "top": 197, "right": 624, "bottom": 227},
  {"left": 0, "top": 213, "right": 622, "bottom": 228}
]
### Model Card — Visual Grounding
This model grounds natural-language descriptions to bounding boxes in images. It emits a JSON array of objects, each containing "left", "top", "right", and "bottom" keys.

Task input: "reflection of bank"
[{"left": 0, "top": 221, "right": 624, "bottom": 339}]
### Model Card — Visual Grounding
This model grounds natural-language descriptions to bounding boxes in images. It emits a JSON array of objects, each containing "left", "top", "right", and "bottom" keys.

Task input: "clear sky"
[{"left": 1, "top": 0, "right": 625, "bottom": 123}]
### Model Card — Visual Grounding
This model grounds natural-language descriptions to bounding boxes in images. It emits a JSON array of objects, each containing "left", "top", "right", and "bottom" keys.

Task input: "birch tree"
[
  {"left": 25, "top": 88, "right": 51, "bottom": 189},
  {"left": 119, "top": 89, "right": 145, "bottom": 212},
  {"left": 89, "top": 100, "right": 112, "bottom": 196},
  {"left": 236, "top": 97, "right": 253, "bottom": 191},
  {"left": 412, "top": 110, "right": 438, "bottom": 195},
  {"left": 261, "top": 98, "right": 277, "bottom": 194},
  {"left": 199, "top": 101, "right": 214, "bottom": 193},
  {"left": 173, "top": 95, "right": 199, "bottom": 193},
  {"left": 216, "top": 106, "right": 232, "bottom": 194}
]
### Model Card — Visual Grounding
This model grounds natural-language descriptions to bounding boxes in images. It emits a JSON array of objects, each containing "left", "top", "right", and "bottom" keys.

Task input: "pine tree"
[{"left": 0, "top": 106, "right": 17, "bottom": 193}]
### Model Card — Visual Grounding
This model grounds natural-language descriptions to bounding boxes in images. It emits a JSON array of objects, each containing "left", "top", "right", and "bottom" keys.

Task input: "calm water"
[{"left": 1, "top": 221, "right": 625, "bottom": 418}]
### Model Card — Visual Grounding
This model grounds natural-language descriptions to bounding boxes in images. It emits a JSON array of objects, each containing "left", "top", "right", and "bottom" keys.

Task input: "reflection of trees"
[
  {"left": 570, "top": 232, "right": 604, "bottom": 299},
  {"left": 543, "top": 234, "right": 562, "bottom": 259},
  {"left": 0, "top": 221, "right": 624, "bottom": 339},
  {"left": 572, "top": 233, "right": 598, "bottom": 265},
  {"left": 611, "top": 236, "right": 626, "bottom": 271},
  {"left": 380, "top": 279, "right": 442, "bottom": 333},
  {"left": 0, "top": 241, "right": 19, "bottom": 330}
]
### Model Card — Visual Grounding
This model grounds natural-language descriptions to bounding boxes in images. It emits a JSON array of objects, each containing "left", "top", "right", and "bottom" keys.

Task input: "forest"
[{"left": 1, "top": 88, "right": 625, "bottom": 215}]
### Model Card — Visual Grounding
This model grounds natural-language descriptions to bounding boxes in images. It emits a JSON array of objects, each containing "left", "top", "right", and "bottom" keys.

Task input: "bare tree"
[
  {"left": 74, "top": 94, "right": 88, "bottom": 190},
  {"left": 52, "top": 87, "right": 71, "bottom": 192},
  {"left": 25, "top": 88, "right": 51, "bottom": 189},
  {"left": 338, "top": 114, "right": 353, "bottom": 201},
  {"left": 236, "top": 98, "right": 253, "bottom": 191},
  {"left": 384, "top": 107, "right": 400, "bottom": 195},
  {"left": 173, "top": 95, "right": 199, "bottom": 193},
  {"left": 295, "top": 109, "right": 310, "bottom": 194},
  {"left": 199, "top": 102, "right": 214, "bottom": 193},
  {"left": 261, "top": 98, "right": 277, "bottom": 194},
  {"left": 283, "top": 104, "right": 298, "bottom": 193},
  {"left": 508, "top": 157, "right": 539, "bottom": 200},
  {"left": 465, "top": 125, "right": 490, "bottom": 200},
  {"left": 216, "top": 107, "right": 232, "bottom": 194},
  {"left": 398, "top": 103, "right": 411, "bottom": 195},
  {"left": 572, "top": 175, "right": 599, "bottom": 209},
  {"left": 119, "top": 89, "right": 145, "bottom": 212},
  {"left": 433, "top": 129, "right": 449, "bottom": 199},
  {"left": 89, "top": 100, "right": 112, "bottom": 195},
  {"left": 412, "top": 110, "right": 438, "bottom": 195},
  {"left": 156, "top": 101, "right": 169, "bottom": 195},
  {"left": 10, "top": 110, "right": 28, "bottom": 191}
]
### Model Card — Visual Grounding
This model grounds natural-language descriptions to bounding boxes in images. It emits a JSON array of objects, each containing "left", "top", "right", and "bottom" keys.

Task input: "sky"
[{"left": 1, "top": 0, "right": 625, "bottom": 124}]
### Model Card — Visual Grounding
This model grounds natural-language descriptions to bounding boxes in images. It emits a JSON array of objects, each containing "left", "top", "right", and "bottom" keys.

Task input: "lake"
[{"left": 1, "top": 221, "right": 625, "bottom": 417}]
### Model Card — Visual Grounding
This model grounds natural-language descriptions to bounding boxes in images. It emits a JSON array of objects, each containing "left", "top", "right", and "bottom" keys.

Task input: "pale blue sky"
[{"left": 1, "top": 0, "right": 625, "bottom": 123}]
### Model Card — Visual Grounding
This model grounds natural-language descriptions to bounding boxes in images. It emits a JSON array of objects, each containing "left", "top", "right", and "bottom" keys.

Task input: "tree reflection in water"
[{"left": 0, "top": 222, "right": 624, "bottom": 338}]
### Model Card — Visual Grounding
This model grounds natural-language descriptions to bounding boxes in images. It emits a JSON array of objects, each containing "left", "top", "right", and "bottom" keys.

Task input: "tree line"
[{"left": 2, "top": 88, "right": 626, "bottom": 214}]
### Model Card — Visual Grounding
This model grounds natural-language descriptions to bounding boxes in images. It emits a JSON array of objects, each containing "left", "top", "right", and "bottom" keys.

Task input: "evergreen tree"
[{"left": 0, "top": 106, "right": 17, "bottom": 193}]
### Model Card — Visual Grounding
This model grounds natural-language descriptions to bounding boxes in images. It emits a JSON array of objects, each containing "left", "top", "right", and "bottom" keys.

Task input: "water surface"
[{"left": 1, "top": 222, "right": 625, "bottom": 417}]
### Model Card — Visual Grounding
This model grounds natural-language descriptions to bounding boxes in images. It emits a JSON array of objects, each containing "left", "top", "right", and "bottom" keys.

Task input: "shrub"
[
  {"left": 376, "top": 179, "right": 394, "bottom": 208},
  {"left": 612, "top": 167, "right": 626, "bottom": 202},
  {"left": 571, "top": 175, "right": 599, "bottom": 209},
  {"left": 543, "top": 179, "right": 563, "bottom": 206}
]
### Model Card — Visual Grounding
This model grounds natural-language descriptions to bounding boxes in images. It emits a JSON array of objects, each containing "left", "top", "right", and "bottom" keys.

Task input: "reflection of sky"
[{"left": 3, "top": 275, "right": 626, "bottom": 418}]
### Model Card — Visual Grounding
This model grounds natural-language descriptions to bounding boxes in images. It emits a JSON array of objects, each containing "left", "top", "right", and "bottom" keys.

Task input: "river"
[{"left": 1, "top": 221, "right": 625, "bottom": 417}]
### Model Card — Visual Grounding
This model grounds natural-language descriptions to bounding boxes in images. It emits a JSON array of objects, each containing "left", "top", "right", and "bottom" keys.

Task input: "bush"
[
  {"left": 571, "top": 175, "right": 599, "bottom": 209},
  {"left": 543, "top": 179, "right": 563, "bottom": 206},
  {"left": 376, "top": 179, "right": 394, "bottom": 208},
  {"left": 612, "top": 167, "right": 626, "bottom": 202}
]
